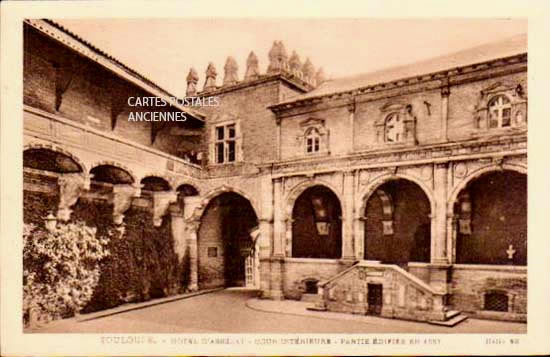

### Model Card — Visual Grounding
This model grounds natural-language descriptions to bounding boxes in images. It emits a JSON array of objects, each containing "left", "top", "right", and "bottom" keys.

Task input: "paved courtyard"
[{"left": 29, "top": 288, "right": 526, "bottom": 334}]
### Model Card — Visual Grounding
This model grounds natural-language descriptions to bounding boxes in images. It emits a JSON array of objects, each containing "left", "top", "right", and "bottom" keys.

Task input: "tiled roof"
[{"left": 281, "top": 34, "right": 527, "bottom": 104}]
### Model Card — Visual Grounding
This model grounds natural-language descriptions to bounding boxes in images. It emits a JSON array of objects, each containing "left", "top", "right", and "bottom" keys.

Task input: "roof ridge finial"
[
  {"left": 223, "top": 56, "right": 239, "bottom": 86},
  {"left": 203, "top": 62, "right": 217, "bottom": 91},
  {"left": 186, "top": 67, "right": 199, "bottom": 96},
  {"left": 245, "top": 51, "right": 260, "bottom": 81}
]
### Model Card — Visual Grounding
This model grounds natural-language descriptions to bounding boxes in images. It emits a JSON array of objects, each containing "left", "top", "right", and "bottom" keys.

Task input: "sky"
[{"left": 54, "top": 18, "right": 527, "bottom": 97}]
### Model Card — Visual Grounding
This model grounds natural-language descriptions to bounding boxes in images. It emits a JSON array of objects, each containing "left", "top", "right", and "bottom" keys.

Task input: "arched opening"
[
  {"left": 176, "top": 184, "right": 199, "bottom": 197},
  {"left": 140, "top": 176, "right": 171, "bottom": 199},
  {"left": 23, "top": 148, "right": 82, "bottom": 173},
  {"left": 198, "top": 192, "right": 258, "bottom": 289},
  {"left": 291, "top": 185, "right": 342, "bottom": 259},
  {"left": 364, "top": 179, "right": 431, "bottom": 265},
  {"left": 454, "top": 170, "right": 526, "bottom": 265},
  {"left": 90, "top": 165, "right": 134, "bottom": 185},
  {"left": 90, "top": 165, "right": 134, "bottom": 195}
]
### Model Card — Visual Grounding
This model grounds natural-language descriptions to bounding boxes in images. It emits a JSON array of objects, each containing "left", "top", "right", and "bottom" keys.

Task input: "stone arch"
[
  {"left": 176, "top": 183, "right": 200, "bottom": 196},
  {"left": 140, "top": 175, "right": 172, "bottom": 192},
  {"left": 448, "top": 162, "right": 527, "bottom": 214},
  {"left": 285, "top": 179, "right": 344, "bottom": 219},
  {"left": 358, "top": 173, "right": 433, "bottom": 264},
  {"left": 357, "top": 173, "right": 436, "bottom": 217},
  {"left": 88, "top": 160, "right": 137, "bottom": 184},
  {"left": 189, "top": 185, "right": 259, "bottom": 223},
  {"left": 449, "top": 164, "right": 527, "bottom": 265},
  {"left": 288, "top": 182, "right": 343, "bottom": 259},
  {"left": 23, "top": 143, "right": 86, "bottom": 174},
  {"left": 195, "top": 188, "right": 259, "bottom": 289}
]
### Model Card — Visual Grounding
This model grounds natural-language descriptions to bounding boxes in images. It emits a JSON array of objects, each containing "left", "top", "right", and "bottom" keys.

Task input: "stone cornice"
[
  {"left": 258, "top": 134, "right": 527, "bottom": 177},
  {"left": 197, "top": 72, "right": 313, "bottom": 97},
  {"left": 269, "top": 53, "right": 527, "bottom": 115}
]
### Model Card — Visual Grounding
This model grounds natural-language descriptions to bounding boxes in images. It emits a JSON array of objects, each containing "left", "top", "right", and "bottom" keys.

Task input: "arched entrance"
[
  {"left": 291, "top": 185, "right": 342, "bottom": 259},
  {"left": 197, "top": 192, "right": 258, "bottom": 289},
  {"left": 364, "top": 179, "right": 431, "bottom": 265},
  {"left": 454, "top": 170, "right": 526, "bottom": 265}
]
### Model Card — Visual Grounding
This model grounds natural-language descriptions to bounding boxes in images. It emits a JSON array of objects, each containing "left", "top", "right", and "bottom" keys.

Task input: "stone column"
[
  {"left": 271, "top": 177, "right": 285, "bottom": 299},
  {"left": 348, "top": 102, "right": 356, "bottom": 152},
  {"left": 342, "top": 170, "right": 356, "bottom": 260},
  {"left": 441, "top": 85, "right": 450, "bottom": 142},
  {"left": 430, "top": 162, "right": 451, "bottom": 294},
  {"left": 185, "top": 220, "right": 200, "bottom": 292},
  {"left": 182, "top": 196, "right": 203, "bottom": 292},
  {"left": 258, "top": 174, "right": 273, "bottom": 298}
]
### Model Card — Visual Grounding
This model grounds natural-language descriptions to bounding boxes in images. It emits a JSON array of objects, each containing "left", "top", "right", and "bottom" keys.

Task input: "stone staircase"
[{"left": 308, "top": 260, "right": 467, "bottom": 327}]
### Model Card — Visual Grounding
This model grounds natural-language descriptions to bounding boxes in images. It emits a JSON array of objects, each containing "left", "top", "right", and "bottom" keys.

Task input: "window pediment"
[{"left": 473, "top": 81, "right": 527, "bottom": 132}]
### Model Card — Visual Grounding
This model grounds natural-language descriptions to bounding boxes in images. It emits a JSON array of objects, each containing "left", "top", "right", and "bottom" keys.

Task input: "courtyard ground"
[{"left": 27, "top": 288, "right": 526, "bottom": 334}]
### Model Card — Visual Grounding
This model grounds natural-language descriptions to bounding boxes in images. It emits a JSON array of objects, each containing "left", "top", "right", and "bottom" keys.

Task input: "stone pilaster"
[
  {"left": 431, "top": 163, "right": 449, "bottom": 264},
  {"left": 57, "top": 173, "right": 88, "bottom": 221},
  {"left": 441, "top": 84, "right": 450, "bottom": 141},
  {"left": 342, "top": 170, "right": 356, "bottom": 260},
  {"left": 258, "top": 174, "right": 274, "bottom": 298}
]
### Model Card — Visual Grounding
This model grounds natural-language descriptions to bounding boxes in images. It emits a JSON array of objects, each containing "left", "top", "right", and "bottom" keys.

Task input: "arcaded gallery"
[{"left": 23, "top": 19, "right": 527, "bottom": 325}]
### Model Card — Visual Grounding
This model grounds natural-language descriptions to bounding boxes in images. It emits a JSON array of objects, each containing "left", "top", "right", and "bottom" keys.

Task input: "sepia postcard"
[{"left": 1, "top": 0, "right": 550, "bottom": 355}]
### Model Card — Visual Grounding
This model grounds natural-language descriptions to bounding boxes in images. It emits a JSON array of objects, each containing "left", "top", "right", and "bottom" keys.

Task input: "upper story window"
[
  {"left": 488, "top": 95, "right": 512, "bottom": 129},
  {"left": 384, "top": 112, "right": 405, "bottom": 143},
  {"left": 305, "top": 128, "right": 320, "bottom": 154},
  {"left": 474, "top": 82, "right": 527, "bottom": 132},
  {"left": 214, "top": 123, "right": 236, "bottom": 164}
]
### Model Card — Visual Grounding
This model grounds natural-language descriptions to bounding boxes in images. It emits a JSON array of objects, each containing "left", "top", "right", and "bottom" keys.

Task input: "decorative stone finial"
[
  {"left": 302, "top": 58, "right": 315, "bottom": 84},
  {"left": 223, "top": 56, "right": 239, "bottom": 86},
  {"left": 267, "top": 41, "right": 289, "bottom": 74},
  {"left": 244, "top": 51, "right": 260, "bottom": 81},
  {"left": 203, "top": 62, "right": 217, "bottom": 91},
  {"left": 289, "top": 51, "right": 302, "bottom": 77},
  {"left": 186, "top": 68, "right": 199, "bottom": 96},
  {"left": 315, "top": 67, "right": 326, "bottom": 86}
]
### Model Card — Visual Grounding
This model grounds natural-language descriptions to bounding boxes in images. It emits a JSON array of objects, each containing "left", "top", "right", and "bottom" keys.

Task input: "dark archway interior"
[
  {"left": 140, "top": 176, "right": 171, "bottom": 191},
  {"left": 292, "top": 185, "right": 342, "bottom": 259},
  {"left": 364, "top": 179, "right": 431, "bottom": 265},
  {"left": 90, "top": 165, "right": 134, "bottom": 185},
  {"left": 23, "top": 148, "right": 82, "bottom": 173},
  {"left": 198, "top": 192, "right": 258, "bottom": 289},
  {"left": 455, "top": 170, "right": 526, "bottom": 265}
]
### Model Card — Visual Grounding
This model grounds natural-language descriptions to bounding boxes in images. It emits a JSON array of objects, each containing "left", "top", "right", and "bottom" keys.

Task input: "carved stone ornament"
[
  {"left": 223, "top": 56, "right": 239, "bottom": 86},
  {"left": 267, "top": 41, "right": 288, "bottom": 74},
  {"left": 244, "top": 51, "right": 260, "bottom": 81},
  {"left": 203, "top": 62, "right": 217, "bottom": 91},
  {"left": 111, "top": 184, "right": 137, "bottom": 225},
  {"left": 473, "top": 81, "right": 528, "bottom": 130},
  {"left": 289, "top": 51, "right": 302, "bottom": 77},
  {"left": 454, "top": 162, "right": 468, "bottom": 179},
  {"left": 301, "top": 58, "right": 315, "bottom": 84},
  {"left": 186, "top": 67, "right": 199, "bottom": 96},
  {"left": 152, "top": 191, "right": 178, "bottom": 227},
  {"left": 56, "top": 174, "right": 87, "bottom": 221}
]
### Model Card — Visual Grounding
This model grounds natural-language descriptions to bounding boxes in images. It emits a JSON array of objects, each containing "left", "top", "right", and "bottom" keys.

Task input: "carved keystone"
[
  {"left": 111, "top": 184, "right": 138, "bottom": 225},
  {"left": 57, "top": 173, "right": 87, "bottom": 221},
  {"left": 152, "top": 191, "right": 178, "bottom": 227}
]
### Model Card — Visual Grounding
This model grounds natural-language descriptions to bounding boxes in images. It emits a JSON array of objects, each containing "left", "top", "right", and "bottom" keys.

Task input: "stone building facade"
[{"left": 23, "top": 19, "right": 527, "bottom": 324}]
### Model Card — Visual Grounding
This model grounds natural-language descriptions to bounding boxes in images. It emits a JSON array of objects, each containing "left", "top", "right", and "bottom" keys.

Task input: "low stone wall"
[
  {"left": 282, "top": 258, "right": 348, "bottom": 300},
  {"left": 449, "top": 264, "right": 527, "bottom": 322}
]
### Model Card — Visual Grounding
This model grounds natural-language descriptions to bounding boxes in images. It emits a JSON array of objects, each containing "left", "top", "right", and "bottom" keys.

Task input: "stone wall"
[
  {"left": 449, "top": 265, "right": 527, "bottom": 321},
  {"left": 281, "top": 258, "right": 347, "bottom": 300}
]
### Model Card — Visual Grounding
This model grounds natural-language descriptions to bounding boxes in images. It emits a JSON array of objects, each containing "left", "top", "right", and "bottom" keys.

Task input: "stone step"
[
  {"left": 301, "top": 293, "right": 321, "bottom": 303},
  {"left": 445, "top": 310, "right": 461, "bottom": 320},
  {"left": 428, "top": 314, "right": 468, "bottom": 327}
]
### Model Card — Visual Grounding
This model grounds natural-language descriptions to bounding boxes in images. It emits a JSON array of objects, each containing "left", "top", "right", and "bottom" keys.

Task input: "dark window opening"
[
  {"left": 305, "top": 280, "right": 318, "bottom": 294},
  {"left": 484, "top": 292, "right": 509, "bottom": 312}
]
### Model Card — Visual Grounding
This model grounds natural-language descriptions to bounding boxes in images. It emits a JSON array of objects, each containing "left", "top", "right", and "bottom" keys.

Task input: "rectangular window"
[
  {"left": 306, "top": 138, "right": 313, "bottom": 153},
  {"left": 502, "top": 108, "right": 511, "bottom": 127},
  {"left": 214, "top": 123, "right": 238, "bottom": 164}
]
